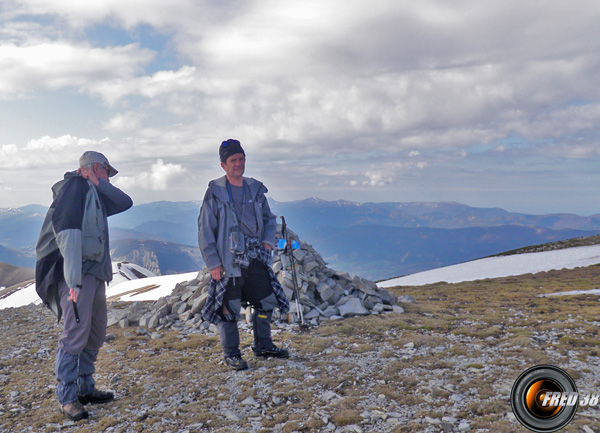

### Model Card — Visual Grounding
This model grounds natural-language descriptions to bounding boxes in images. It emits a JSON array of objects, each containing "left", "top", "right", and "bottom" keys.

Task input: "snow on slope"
[
  {"left": 0, "top": 262, "right": 161, "bottom": 310},
  {"left": 378, "top": 244, "right": 600, "bottom": 288},
  {"left": 111, "top": 262, "right": 157, "bottom": 286},
  {"left": 4, "top": 245, "right": 600, "bottom": 308},
  {"left": 105, "top": 271, "right": 198, "bottom": 302},
  {"left": 0, "top": 282, "right": 39, "bottom": 309}
]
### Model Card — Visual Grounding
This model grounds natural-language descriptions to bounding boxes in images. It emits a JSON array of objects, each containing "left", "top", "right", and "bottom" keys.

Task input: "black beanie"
[{"left": 219, "top": 139, "right": 245, "bottom": 163}]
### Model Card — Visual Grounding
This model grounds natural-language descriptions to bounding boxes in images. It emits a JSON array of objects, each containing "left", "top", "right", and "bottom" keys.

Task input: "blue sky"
[{"left": 1, "top": 1, "right": 600, "bottom": 215}]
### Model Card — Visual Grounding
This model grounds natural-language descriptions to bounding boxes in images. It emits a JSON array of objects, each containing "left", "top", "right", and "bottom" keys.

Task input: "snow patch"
[
  {"left": 106, "top": 272, "right": 198, "bottom": 302},
  {"left": 540, "top": 288, "right": 600, "bottom": 297},
  {"left": 378, "top": 244, "right": 600, "bottom": 287},
  {"left": 0, "top": 282, "right": 40, "bottom": 309},
  {"left": 111, "top": 262, "right": 157, "bottom": 286},
  {"left": 0, "top": 261, "right": 161, "bottom": 310}
]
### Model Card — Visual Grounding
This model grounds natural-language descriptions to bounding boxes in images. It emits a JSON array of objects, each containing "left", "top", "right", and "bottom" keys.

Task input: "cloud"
[
  {"left": 9, "top": 0, "right": 208, "bottom": 29},
  {"left": 363, "top": 171, "right": 393, "bottom": 187},
  {"left": 0, "top": 135, "right": 111, "bottom": 169},
  {"left": 103, "top": 112, "right": 146, "bottom": 132},
  {"left": 115, "top": 159, "right": 187, "bottom": 191},
  {"left": 0, "top": 40, "right": 154, "bottom": 99},
  {"left": 3, "top": 0, "right": 600, "bottom": 213}
]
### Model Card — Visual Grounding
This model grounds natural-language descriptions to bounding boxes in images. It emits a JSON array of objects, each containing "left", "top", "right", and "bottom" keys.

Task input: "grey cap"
[{"left": 79, "top": 151, "right": 118, "bottom": 177}]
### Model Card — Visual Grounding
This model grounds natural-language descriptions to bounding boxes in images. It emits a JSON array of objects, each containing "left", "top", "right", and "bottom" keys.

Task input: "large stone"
[
  {"left": 175, "top": 301, "right": 189, "bottom": 315},
  {"left": 303, "top": 260, "right": 319, "bottom": 273},
  {"left": 181, "top": 289, "right": 194, "bottom": 303},
  {"left": 377, "top": 289, "right": 394, "bottom": 305},
  {"left": 322, "top": 306, "right": 339, "bottom": 318},
  {"left": 171, "top": 301, "right": 184, "bottom": 314},
  {"left": 281, "top": 286, "right": 294, "bottom": 301},
  {"left": 335, "top": 271, "right": 351, "bottom": 280},
  {"left": 293, "top": 248, "right": 307, "bottom": 262},
  {"left": 397, "top": 295, "right": 416, "bottom": 304},
  {"left": 353, "top": 277, "right": 378, "bottom": 296},
  {"left": 190, "top": 292, "right": 208, "bottom": 315},
  {"left": 113, "top": 222, "right": 408, "bottom": 330},
  {"left": 140, "top": 312, "right": 160, "bottom": 329},
  {"left": 187, "top": 286, "right": 206, "bottom": 304},
  {"left": 156, "top": 303, "right": 171, "bottom": 319},
  {"left": 392, "top": 305, "right": 405, "bottom": 314},
  {"left": 304, "top": 308, "right": 321, "bottom": 320},
  {"left": 179, "top": 311, "right": 194, "bottom": 322},
  {"left": 372, "top": 303, "right": 386, "bottom": 313},
  {"left": 363, "top": 295, "right": 383, "bottom": 310},
  {"left": 338, "top": 298, "right": 369, "bottom": 317},
  {"left": 154, "top": 297, "right": 168, "bottom": 310},
  {"left": 272, "top": 261, "right": 283, "bottom": 273}
]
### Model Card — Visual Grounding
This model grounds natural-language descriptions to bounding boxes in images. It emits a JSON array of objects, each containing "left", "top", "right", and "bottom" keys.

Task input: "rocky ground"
[
  {"left": 2, "top": 265, "right": 600, "bottom": 433},
  {"left": 495, "top": 234, "right": 600, "bottom": 256}
]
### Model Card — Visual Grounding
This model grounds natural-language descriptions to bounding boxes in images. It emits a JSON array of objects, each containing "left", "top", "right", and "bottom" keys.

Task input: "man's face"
[
  {"left": 94, "top": 162, "right": 110, "bottom": 182},
  {"left": 80, "top": 162, "right": 110, "bottom": 183},
  {"left": 221, "top": 153, "right": 245, "bottom": 179}
]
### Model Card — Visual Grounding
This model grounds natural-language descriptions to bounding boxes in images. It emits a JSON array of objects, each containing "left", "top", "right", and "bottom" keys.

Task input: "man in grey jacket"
[
  {"left": 198, "top": 139, "right": 290, "bottom": 370},
  {"left": 36, "top": 151, "right": 133, "bottom": 420}
]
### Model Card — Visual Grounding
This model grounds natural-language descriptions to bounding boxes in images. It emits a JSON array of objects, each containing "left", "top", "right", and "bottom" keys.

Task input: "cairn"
[{"left": 109, "top": 226, "right": 406, "bottom": 333}]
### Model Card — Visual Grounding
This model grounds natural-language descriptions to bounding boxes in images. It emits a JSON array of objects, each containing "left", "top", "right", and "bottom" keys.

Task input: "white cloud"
[
  {"left": 88, "top": 66, "right": 198, "bottom": 106},
  {"left": 25, "top": 135, "right": 98, "bottom": 151},
  {"left": 2, "top": 0, "right": 600, "bottom": 212},
  {"left": 9, "top": 0, "right": 208, "bottom": 29},
  {"left": 363, "top": 171, "right": 393, "bottom": 187},
  {"left": 0, "top": 135, "right": 113, "bottom": 170},
  {"left": 103, "top": 112, "right": 145, "bottom": 132},
  {"left": 1, "top": 144, "right": 18, "bottom": 156},
  {"left": 0, "top": 40, "right": 154, "bottom": 99},
  {"left": 115, "top": 159, "right": 187, "bottom": 191}
]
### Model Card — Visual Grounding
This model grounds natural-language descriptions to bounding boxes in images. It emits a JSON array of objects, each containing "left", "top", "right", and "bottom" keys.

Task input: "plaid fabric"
[{"left": 202, "top": 237, "right": 290, "bottom": 324}]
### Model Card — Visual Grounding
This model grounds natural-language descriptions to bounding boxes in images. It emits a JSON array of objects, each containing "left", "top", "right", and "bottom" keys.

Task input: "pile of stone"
[{"left": 108, "top": 226, "right": 407, "bottom": 333}]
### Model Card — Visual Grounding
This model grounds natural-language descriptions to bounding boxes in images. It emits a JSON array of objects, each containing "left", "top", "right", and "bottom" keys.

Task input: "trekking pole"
[
  {"left": 280, "top": 216, "right": 306, "bottom": 328},
  {"left": 72, "top": 301, "right": 80, "bottom": 323}
]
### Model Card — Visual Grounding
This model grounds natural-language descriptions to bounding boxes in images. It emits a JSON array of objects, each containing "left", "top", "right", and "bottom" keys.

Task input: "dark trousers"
[{"left": 219, "top": 260, "right": 279, "bottom": 357}]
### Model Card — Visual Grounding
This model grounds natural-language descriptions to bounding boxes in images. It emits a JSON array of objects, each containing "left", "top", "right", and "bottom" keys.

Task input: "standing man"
[
  {"left": 36, "top": 151, "right": 133, "bottom": 421},
  {"left": 198, "top": 139, "right": 290, "bottom": 370}
]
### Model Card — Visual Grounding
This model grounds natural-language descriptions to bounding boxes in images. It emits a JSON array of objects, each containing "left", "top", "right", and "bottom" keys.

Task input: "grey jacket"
[
  {"left": 198, "top": 176, "right": 276, "bottom": 278},
  {"left": 36, "top": 172, "right": 132, "bottom": 320}
]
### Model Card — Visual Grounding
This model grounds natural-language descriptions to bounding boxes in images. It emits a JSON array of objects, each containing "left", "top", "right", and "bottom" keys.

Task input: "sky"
[{"left": 1, "top": 1, "right": 600, "bottom": 215}]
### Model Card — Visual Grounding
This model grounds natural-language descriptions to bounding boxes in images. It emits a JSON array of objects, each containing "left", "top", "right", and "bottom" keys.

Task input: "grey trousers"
[{"left": 55, "top": 274, "right": 107, "bottom": 404}]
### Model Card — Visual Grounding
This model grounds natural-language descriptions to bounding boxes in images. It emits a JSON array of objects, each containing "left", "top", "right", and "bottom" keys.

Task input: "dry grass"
[{"left": 2, "top": 265, "right": 600, "bottom": 432}]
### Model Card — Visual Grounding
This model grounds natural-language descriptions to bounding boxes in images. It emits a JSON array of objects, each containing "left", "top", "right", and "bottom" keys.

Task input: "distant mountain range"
[
  {"left": 269, "top": 198, "right": 600, "bottom": 232},
  {"left": 1, "top": 198, "right": 599, "bottom": 282}
]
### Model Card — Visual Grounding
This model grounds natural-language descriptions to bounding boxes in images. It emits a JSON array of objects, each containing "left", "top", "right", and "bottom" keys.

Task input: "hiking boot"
[
  {"left": 60, "top": 400, "right": 89, "bottom": 421},
  {"left": 252, "top": 345, "right": 290, "bottom": 358},
  {"left": 78, "top": 388, "right": 114, "bottom": 405},
  {"left": 224, "top": 355, "right": 249, "bottom": 370}
]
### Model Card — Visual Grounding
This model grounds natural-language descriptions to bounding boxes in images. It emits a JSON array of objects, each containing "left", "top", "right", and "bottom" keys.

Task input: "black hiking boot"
[
  {"left": 224, "top": 355, "right": 249, "bottom": 370},
  {"left": 60, "top": 400, "right": 89, "bottom": 421},
  {"left": 252, "top": 345, "right": 290, "bottom": 359},
  {"left": 78, "top": 388, "right": 114, "bottom": 405}
]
